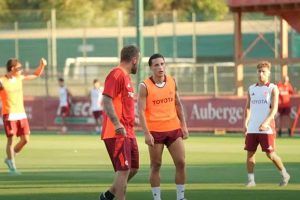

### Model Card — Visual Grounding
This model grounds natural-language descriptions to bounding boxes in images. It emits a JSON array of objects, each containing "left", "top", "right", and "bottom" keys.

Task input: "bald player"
[
  {"left": 138, "top": 53, "right": 189, "bottom": 200},
  {"left": 0, "top": 58, "right": 47, "bottom": 174},
  {"left": 244, "top": 61, "right": 290, "bottom": 187}
]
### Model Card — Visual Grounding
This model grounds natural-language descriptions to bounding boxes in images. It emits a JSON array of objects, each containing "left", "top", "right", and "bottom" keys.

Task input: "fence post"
[
  {"left": 204, "top": 65, "right": 208, "bottom": 94},
  {"left": 213, "top": 64, "right": 219, "bottom": 96},
  {"left": 46, "top": 20, "right": 52, "bottom": 97},
  {"left": 118, "top": 10, "right": 123, "bottom": 58},
  {"left": 136, "top": 0, "right": 144, "bottom": 91},
  {"left": 14, "top": 21, "right": 19, "bottom": 59},
  {"left": 51, "top": 9, "right": 57, "bottom": 77},
  {"left": 82, "top": 27, "right": 88, "bottom": 94},
  {"left": 172, "top": 10, "right": 177, "bottom": 62},
  {"left": 192, "top": 12, "right": 197, "bottom": 62},
  {"left": 153, "top": 12, "right": 158, "bottom": 53}
]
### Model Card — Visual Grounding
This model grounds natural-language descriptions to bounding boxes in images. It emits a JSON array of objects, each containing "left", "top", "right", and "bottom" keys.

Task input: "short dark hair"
[
  {"left": 120, "top": 45, "right": 140, "bottom": 62},
  {"left": 148, "top": 53, "right": 165, "bottom": 66},
  {"left": 93, "top": 79, "right": 99, "bottom": 84},
  {"left": 58, "top": 77, "right": 64, "bottom": 82},
  {"left": 6, "top": 58, "right": 20, "bottom": 72}
]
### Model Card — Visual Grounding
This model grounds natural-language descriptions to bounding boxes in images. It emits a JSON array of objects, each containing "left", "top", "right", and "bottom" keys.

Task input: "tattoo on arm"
[{"left": 103, "top": 95, "right": 120, "bottom": 126}]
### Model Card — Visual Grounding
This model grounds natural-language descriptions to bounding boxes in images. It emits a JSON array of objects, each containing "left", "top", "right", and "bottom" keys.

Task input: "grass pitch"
[{"left": 0, "top": 133, "right": 299, "bottom": 200}]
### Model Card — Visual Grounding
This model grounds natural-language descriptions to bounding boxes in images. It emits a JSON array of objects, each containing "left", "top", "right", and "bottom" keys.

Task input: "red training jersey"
[
  {"left": 277, "top": 81, "right": 294, "bottom": 108},
  {"left": 101, "top": 67, "right": 135, "bottom": 139}
]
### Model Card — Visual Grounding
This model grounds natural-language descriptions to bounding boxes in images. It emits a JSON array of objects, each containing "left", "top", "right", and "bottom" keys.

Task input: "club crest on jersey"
[
  {"left": 128, "top": 91, "right": 134, "bottom": 98},
  {"left": 251, "top": 92, "right": 255, "bottom": 96}
]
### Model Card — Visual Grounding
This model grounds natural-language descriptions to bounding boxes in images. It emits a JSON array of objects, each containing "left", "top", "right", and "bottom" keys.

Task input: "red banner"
[{"left": 1, "top": 96, "right": 299, "bottom": 132}]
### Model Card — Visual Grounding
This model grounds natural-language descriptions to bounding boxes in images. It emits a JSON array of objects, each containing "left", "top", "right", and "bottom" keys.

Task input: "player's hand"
[
  {"left": 182, "top": 126, "right": 189, "bottom": 140},
  {"left": 259, "top": 122, "right": 270, "bottom": 131},
  {"left": 40, "top": 58, "right": 47, "bottom": 67},
  {"left": 115, "top": 124, "right": 126, "bottom": 136},
  {"left": 144, "top": 133, "right": 154, "bottom": 146}
]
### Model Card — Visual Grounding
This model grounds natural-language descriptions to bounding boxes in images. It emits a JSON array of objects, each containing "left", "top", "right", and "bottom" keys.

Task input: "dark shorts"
[
  {"left": 92, "top": 110, "right": 103, "bottom": 120},
  {"left": 278, "top": 107, "right": 291, "bottom": 115},
  {"left": 3, "top": 114, "right": 30, "bottom": 137},
  {"left": 104, "top": 137, "right": 139, "bottom": 172},
  {"left": 60, "top": 106, "right": 70, "bottom": 117},
  {"left": 150, "top": 129, "right": 183, "bottom": 147},
  {"left": 244, "top": 134, "right": 275, "bottom": 153}
]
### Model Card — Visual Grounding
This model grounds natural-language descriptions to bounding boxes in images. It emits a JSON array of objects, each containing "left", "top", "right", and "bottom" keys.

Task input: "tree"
[{"left": 144, "top": 0, "right": 228, "bottom": 21}]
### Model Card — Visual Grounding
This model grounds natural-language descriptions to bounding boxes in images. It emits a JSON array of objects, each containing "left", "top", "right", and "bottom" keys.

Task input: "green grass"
[{"left": 0, "top": 133, "right": 299, "bottom": 200}]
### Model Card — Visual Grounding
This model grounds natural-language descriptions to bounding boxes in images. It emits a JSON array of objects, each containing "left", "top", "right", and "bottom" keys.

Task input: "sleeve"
[{"left": 103, "top": 70, "right": 123, "bottom": 98}]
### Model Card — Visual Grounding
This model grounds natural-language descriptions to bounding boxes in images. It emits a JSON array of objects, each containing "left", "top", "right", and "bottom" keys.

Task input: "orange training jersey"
[
  {"left": 0, "top": 75, "right": 25, "bottom": 115},
  {"left": 143, "top": 75, "right": 181, "bottom": 132}
]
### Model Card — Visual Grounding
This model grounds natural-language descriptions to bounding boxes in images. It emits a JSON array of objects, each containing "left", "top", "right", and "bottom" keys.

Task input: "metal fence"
[{"left": 0, "top": 9, "right": 299, "bottom": 97}]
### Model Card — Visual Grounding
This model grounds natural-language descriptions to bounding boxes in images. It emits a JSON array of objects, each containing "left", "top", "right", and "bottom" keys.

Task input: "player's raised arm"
[
  {"left": 23, "top": 58, "right": 47, "bottom": 80},
  {"left": 138, "top": 83, "right": 154, "bottom": 146}
]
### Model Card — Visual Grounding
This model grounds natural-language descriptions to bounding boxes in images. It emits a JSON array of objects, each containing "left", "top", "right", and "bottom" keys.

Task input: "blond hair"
[{"left": 257, "top": 61, "right": 271, "bottom": 70}]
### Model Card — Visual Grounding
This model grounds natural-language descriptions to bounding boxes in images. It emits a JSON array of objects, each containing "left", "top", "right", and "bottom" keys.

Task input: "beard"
[{"left": 131, "top": 63, "right": 138, "bottom": 74}]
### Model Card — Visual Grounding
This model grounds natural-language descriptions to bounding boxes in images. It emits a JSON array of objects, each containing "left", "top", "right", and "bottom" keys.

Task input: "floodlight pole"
[{"left": 136, "top": 0, "right": 144, "bottom": 91}]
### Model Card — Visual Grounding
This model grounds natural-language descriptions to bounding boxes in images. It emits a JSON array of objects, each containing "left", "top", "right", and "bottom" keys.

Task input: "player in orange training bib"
[
  {"left": 0, "top": 58, "right": 47, "bottom": 174},
  {"left": 138, "top": 53, "right": 189, "bottom": 200}
]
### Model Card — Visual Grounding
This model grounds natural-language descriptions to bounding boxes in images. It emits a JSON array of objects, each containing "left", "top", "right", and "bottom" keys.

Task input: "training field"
[{"left": 0, "top": 133, "right": 299, "bottom": 200}]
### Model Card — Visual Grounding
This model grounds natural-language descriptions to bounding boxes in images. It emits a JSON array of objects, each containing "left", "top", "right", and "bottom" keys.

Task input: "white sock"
[
  {"left": 151, "top": 187, "right": 161, "bottom": 200},
  {"left": 6, "top": 159, "right": 16, "bottom": 169},
  {"left": 280, "top": 168, "right": 288, "bottom": 177},
  {"left": 176, "top": 184, "right": 185, "bottom": 200},
  {"left": 248, "top": 173, "right": 255, "bottom": 182}
]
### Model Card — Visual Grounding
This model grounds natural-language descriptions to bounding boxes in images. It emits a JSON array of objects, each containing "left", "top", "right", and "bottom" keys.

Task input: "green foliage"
[{"left": 0, "top": 0, "right": 229, "bottom": 28}]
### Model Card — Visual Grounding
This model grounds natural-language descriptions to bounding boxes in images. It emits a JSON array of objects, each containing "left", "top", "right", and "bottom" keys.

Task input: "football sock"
[
  {"left": 248, "top": 173, "right": 255, "bottom": 182},
  {"left": 151, "top": 187, "right": 161, "bottom": 200},
  {"left": 280, "top": 168, "right": 288, "bottom": 177},
  {"left": 176, "top": 184, "right": 185, "bottom": 200}
]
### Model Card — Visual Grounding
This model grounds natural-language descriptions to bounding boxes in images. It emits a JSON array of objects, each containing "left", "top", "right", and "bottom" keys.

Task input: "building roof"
[{"left": 227, "top": 0, "right": 300, "bottom": 32}]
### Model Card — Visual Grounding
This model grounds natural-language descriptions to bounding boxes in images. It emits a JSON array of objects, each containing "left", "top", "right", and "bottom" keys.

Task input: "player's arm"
[
  {"left": 0, "top": 79, "right": 3, "bottom": 91},
  {"left": 23, "top": 58, "right": 47, "bottom": 80},
  {"left": 175, "top": 88, "right": 189, "bottom": 139},
  {"left": 244, "top": 91, "right": 251, "bottom": 135},
  {"left": 138, "top": 83, "right": 154, "bottom": 146},
  {"left": 260, "top": 86, "right": 279, "bottom": 131},
  {"left": 102, "top": 94, "right": 126, "bottom": 135}
]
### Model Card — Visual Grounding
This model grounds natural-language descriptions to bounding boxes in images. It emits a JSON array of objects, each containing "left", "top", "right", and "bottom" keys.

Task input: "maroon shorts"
[
  {"left": 60, "top": 106, "right": 70, "bottom": 117},
  {"left": 278, "top": 107, "right": 291, "bottom": 115},
  {"left": 92, "top": 110, "right": 103, "bottom": 119},
  {"left": 150, "top": 129, "right": 183, "bottom": 147},
  {"left": 2, "top": 114, "right": 30, "bottom": 137},
  {"left": 104, "top": 137, "right": 139, "bottom": 172},
  {"left": 244, "top": 134, "right": 276, "bottom": 153}
]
